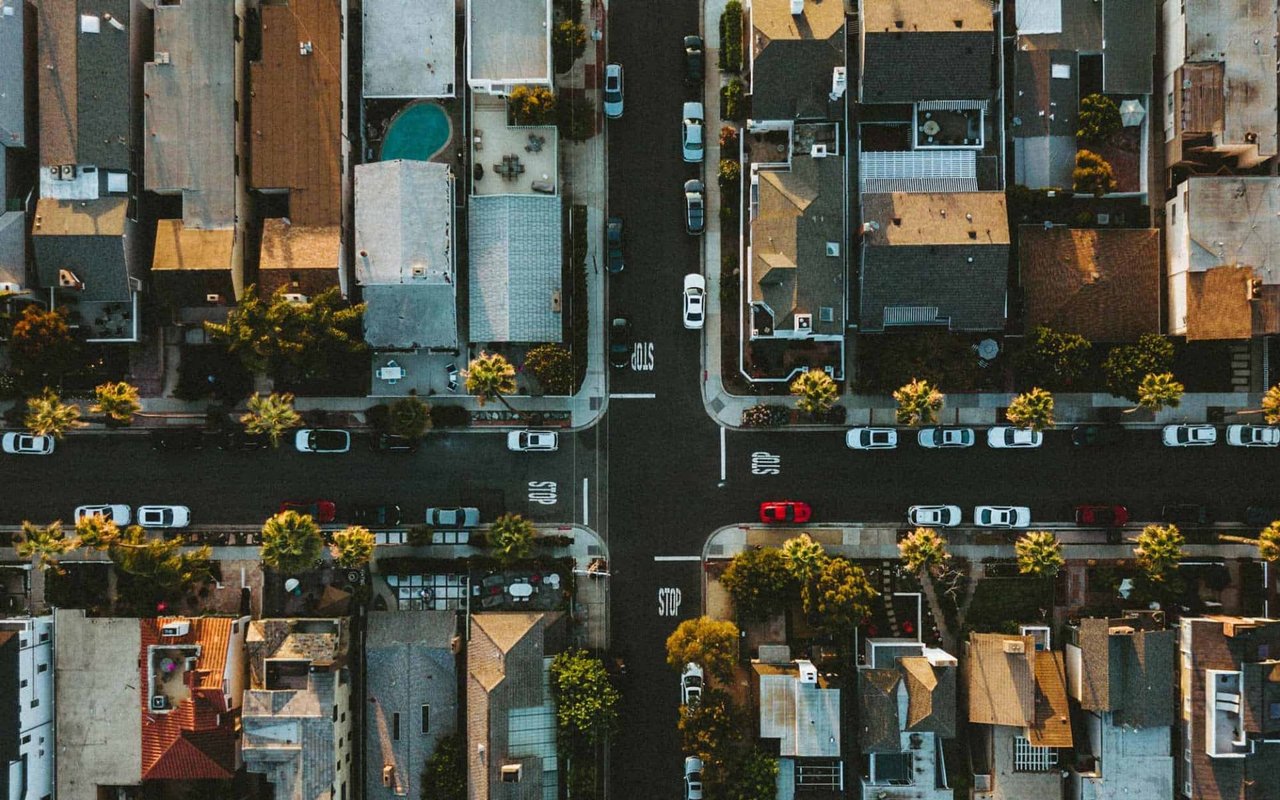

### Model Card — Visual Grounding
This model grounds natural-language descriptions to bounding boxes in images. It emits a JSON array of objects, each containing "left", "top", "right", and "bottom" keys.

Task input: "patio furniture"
[
  {"left": 377, "top": 360, "right": 406, "bottom": 384},
  {"left": 922, "top": 120, "right": 940, "bottom": 136},
  {"left": 446, "top": 362, "right": 459, "bottom": 392},
  {"left": 508, "top": 581, "right": 534, "bottom": 600},
  {"left": 545, "top": 573, "right": 561, "bottom": 590}
]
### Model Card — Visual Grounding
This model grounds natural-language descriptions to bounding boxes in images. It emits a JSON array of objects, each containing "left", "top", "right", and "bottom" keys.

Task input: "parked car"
[
  {"left": 295, "top": 428, "right": 351, "bottom": 453},
  {"left": 218, "top": 429, "right": 269, "bottom": 451},
  {"left": 352, "top": 503, "right": 401, "bottom": 527},
  {"left": 1247, "top": 506, "right": 1279, "bottom": 526},
  {"left": 279, "top": 500, "right": 337, "bottom": 524},
  {"left": 682, "top": 102, "right": 705, "bottom": 163},
  {"left": 1071, "top": 424, "right": 1124, "bottom": 447},
  {"left": 1162, "top": 504, "right": 1210, "bottom": 525},
  {"left": 973, "top": 506, "right": 1031, "bottom": 529},
  {"left": 609, "top": 316, "right": 633, "bottom": 369},
  {"left": 684, "top": 756, "right": 704, "bottom": 800},
  {"left": 684, "top": 179, "right": 705, "bottom": 235},
  {"left": 2, "top": 432, "right": 54, "bottom": 455},
  {"left": 603, "top": 63, "right": 624, "bottom": 118},
  {"left": 137, "top": 505, "right": 191, "bottom": 529},
  {"left": 908, "top": 505, "right": 962, "bottom": 527},
  {"left": 683, "top": 274, "right": 706, "bottom": 330},
  {"left": 425, "top": 507, "right": 481, "bottom": 527},
  {"left": 1226, "top": 424, "right": 1280, "bottom": 447},
  {"left": 370, "top": 433, "right": 417, "bottom": 453},
  {"left": 683, "top": 35, "right": 704, "bottom": 85},
  {"left": 846, "top": 427, "right": 897, "bottom": 450},
  {"left": 680, "top": 662, "right": 704, "bottom": 706},
  {"left": 607, "top": 215, "right": 625, "bottom": 273},
  {"left": 1074, "top": 505, "right": 1129, "bottom": 527},
  {"left": 917, "top": 427, "right": 975, "bottom": 449},
  {"left": 759, "top": 501, "right": 812, "bottom": 524},
  {"left": 1162, "top": 424, "right": 1216, "bottom": 447},
  {"left": 74, "top": 504, "right": 131, "bottom": 525},
  {"left": 150, "top": 428, "right": 204, "bottom": 451},
  {"left": 507, "top": 430, "right": 559, "bottom": 452},
  {"left": 987, "top": 426, "right": 1043, "bottom": 449}
]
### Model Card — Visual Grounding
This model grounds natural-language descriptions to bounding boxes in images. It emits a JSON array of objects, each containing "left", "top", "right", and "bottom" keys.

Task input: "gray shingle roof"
[
  {"left": 0, "top": 212, "right": 25, "bottom": 288},
  {"left": 468, "top": 195, "right": 563, "bottom": 343},
  {"left": 752, "top": 38, "right": 844, "bottom": 121},
  {"left": 1101, "top": 0, "right": 1155, "bottom": 95},
  {"left": 861, "top": 31, "right": 994, "bottom": 103},
  {"left": 859, "top": 244, "right": 1008, "bottom": 331},
  {"left": 75, "top": 0, "right": 136, "bottom": 170},
  {"left": 857, "top": 668, "right": 903, "bottom": 753},
  {"left": 363, "top": 284, "right": 459, "bottom": 350},
  {"left": 32, "top": 197, "right": 136, "bottom": 302},
  {"left": 0, "top": 0, "right": 25, "bottom": 149},
  {"left": 1076, "top": 618, "right": 1176, "bottom": 729}
]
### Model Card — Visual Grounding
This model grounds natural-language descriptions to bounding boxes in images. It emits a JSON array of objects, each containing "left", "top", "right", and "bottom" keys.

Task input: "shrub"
[
  {"left": 526, "top": 344, "right": 574, "bottom": 395},
  {"left": 720, "top": 1, "right": 743, "bottom": 72},
  {"left": 557, "top": 94, "right": 596, "bottom": 141},
  {"left": 1072, "top": 149, "right": 1116, "bottom": 197},
  {"left": 719, "top": 159, "right": 741, "bottom": 192},
  {"left": 552, "top": 21, "right": 588, "bottom": 74},
  {"left": 721, "top": 78, "right": 746, "bottom": 122},
  {"left": 720, "top": 125, "right": 739, "bottom": 151},
  {"left": 1102, "top": 334, "right": 1174, "bottom": 401},
  {"left": 429, "top": 404, "right": 470, "bottom": 428},
  {"left": 509, "top": 85, "right": 556, "bottom": 125},
  {"left": 1077, "top": 93, "right": 1122, "bottom": 144},
  {"left": 1016, "top": 326, "right": 1092, "bottom": 391},
  {"left": 741, "top": 404, "right": 789, "bottom": 428}
]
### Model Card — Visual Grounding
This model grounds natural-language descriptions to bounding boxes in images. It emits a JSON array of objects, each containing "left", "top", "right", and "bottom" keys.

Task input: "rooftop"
[
  {"left": 860, "top": 0, "right": 993, "bottom": 103},
  {"left": 259, "top": 218, "right": 342, "bottom": 271},
  {"left": 862, "top": 192, "right": 1010, "bottom": 246},
  {"left": 863, "top": 0, "right": 994, "bottom": 32},
  {"left": 0, "top": 0, "right": 25, "bottom": 148},
  {"left": 468, "top": 194, "right": 563, "bottom": 343},
  {"left": 750, "top": 0, "right": 845, "bottom": 121},
  {"left": 471, "top": 101, "right": 557, "bottom": 197},
  {"left": 755, "top": 661, "right": 842, "bottom": 758},
  {"left": 1177, "top": 178, "right": 1280, "bottom": 278},
  {"left": 466, "top": 0, "right": 551, "bottom": 89},
  {"left": 363, "top": 0, "right": 456, "bottom": 98},
  {"left": 31, "top": 197, "right": 136, "bottom": 303},
  {"left": 967, "top": 633, "right": 1037, "bottom": 730}
]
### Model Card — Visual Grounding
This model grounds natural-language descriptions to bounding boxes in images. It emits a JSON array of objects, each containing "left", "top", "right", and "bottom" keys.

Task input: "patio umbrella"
[{"left": 1119, "top": 99, "right": 1145, "bottom": 127}]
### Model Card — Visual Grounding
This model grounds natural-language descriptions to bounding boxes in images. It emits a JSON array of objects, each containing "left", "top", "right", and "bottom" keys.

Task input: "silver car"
[
  {"left": 846, "top": 427, "right": 897, "bottom": 450},
  {"left": 986, "top": 426, "right": 1043, "bottom": 448},
  {"left": 603, "top": 63, "right": 624, "bottom": 118},
  {"left": 2, "top": 432, "right": 54, "bottom": 455},
  {"left": 908, "top": 505, "right": 962, "bottom": 527},
  {"left": 74, "top": 504, "right": 131, "bottom": 525},
  {"left": 918, "top": 427, "right": 975, "bottom": 448},
  {"left": 1225, "top": 424, "right": 1280, "bottom": 447},
  {"left": 1161, "top": 424, "right": 1216, "bottom": 447},
  {"left": 137, "top": 505, "right": 191, "bottom": 529},
  {"left": 973, "top": 505, "right": 1031, "bottom": 529},
  {"left": 681, "top": 102, "right": 704, "bottom": 162}
]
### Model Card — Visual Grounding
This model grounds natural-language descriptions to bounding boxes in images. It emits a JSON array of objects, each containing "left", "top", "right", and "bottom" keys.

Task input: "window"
[
  {"left": 393, "top": 713, "right": 400, "bottom": 740},
  {"left": 30, "top": 698, "right": 38, "bottom": 709},
  {"left": 37, "top": 663, "right": 47, "bottom": 673},
  {"left": 332, "top": 705, "right": 337, "bottom": 722},
  {"left": 421, "top": 705, "right": 430, "bottom": 734},
  {"left": 21, "top": 735, "right": 30, "bottom": 744},
  {"left": 1013, "top": 737, "right": 1057, "bottom": 772},
  {"left": 20, "top": 679, "right": 27, "bottom": 688},
  {"left": 39, "top": 632, "right": 49, "bottom": 643},
  {"left": 501, "top": 765, "right": 522, "bottom": 783},
  {"left": 1270, "top": 702, "right": 1280, "bottom": 720},
  {"left": 1167, "top": 92, "right": 1174, "bottom": 115}
]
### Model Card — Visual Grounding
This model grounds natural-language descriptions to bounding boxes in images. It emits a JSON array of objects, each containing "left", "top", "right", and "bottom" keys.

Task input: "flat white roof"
[
  {"left": 363, "top": 0, "right": 456, "bottom": 98},
  {"left": 466, "top": 0, "right": 551, "bottom": 87}
]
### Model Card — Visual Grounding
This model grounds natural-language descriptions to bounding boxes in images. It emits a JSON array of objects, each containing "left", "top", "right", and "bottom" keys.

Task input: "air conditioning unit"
[
  {"left": 810, "top": 144, "right": 828, "bottom": 158},
  {"left": 1003, "top": 640, "right": 1026, "bottom": 655},
  {"left": 825, "top": 242, "right": 840, "bottom": 257},
  {"left": 411, "top": 263, "right": 428, "bottom": 278},
  {"left": 299, "top": 40, "right": 313, "bottom": 56},
  {"left": 795, "top": 314, "right": 812, "bottom": 333},
  {"left": 160, "top": 620, "right": 190, "bottom": 637},
  {"left": 150, "top": 695, "right": 170, "bottom": 711},
  {"left": 797, "top": 659, "right": 818, "bottom": 683},
  {"left": 382, "top": 765, "right": 395, "bottom": 787},
  {"left": 155, "top": 51, "right": 170, "bottom": 64},
  {"left": 206, "top": 293, "right": 223, "bottom": 305},
  {"left": 60, "top": 165, "right": 77, "bottom": 180},
  {"left": 58, "top": 269, "right": 83, "bottom": 289},
  {"left": 281, "top": 293, "right": 309, "bottom": 305},
  {"left": 48, "top": 166, "right": 62, "bottom": 180}
]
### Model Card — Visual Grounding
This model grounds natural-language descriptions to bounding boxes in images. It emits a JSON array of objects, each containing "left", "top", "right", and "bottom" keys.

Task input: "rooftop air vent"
[
  {"left": 795, "top": 314, "right": 812, "bottom": 332},
  {"left": 826, "top": 242, "right": 840, "bottom": 256},
  {"left": 1002, "top": 639, "right": 1026, "bottom": 655},
  {"left": 160, "top": 620, "right": 190, "bottom": 637}
]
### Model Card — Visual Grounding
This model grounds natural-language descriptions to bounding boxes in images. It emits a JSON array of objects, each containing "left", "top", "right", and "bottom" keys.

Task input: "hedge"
[{"left": 720, "top": 1, "right": 743, "bottom": 72}]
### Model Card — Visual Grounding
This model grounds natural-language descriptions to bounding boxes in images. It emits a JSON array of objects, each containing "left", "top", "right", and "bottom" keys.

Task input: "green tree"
[
  {"left": 899, "top": 527, "right": 950, "bottom": 576},
  {"left": 1219, "top": 521, "right": 1280, "bottom": 562},
  {"left": 549, "top": 649, "right": 620, "bottom": 745},
  {"left": 803, "top": 557, "right": 877, "bottom": 634},
  {"left": 464, "top": 351, "right": 521, "bottom": 414},
  {"left": 552, "top": 20, "right": 587, "bottom": 73},
  {"left": 721, "top": 78, "right": 746, "bottom": 121},
  {"left": 1077, "top": 93, "right": 1122, "bottom": 143},
  {"left": 719, "top": 159, "right": 741, "bottom": 192},
  {"left": 1016, "top": 326, "right": 1092, "bottom": 390},
  {"left": 508, "top": 85, "right": 557, "bottom": 125},
  {"left": 16, "top": 521, "right": 73, "bottom": 571},
  {"left": 74, "top": 513, "right": 121, "bottom": 551},
  {"left": 490, "top": 514, "right": 536, "bottom": 565},
  {"left": 557, "top": 94, "right": 596, "bottom": 142},
  {"left": 1073, "top": 149, "right": 1117, "bottom": 197},
  {"left": 389, "top": 395, "right": 432, "bottom": 439},
  {"left": 9, "top": 306, "right": 77, "bottom": 380},
  {"left": 666, "top": 617, "right": 739, "bottom": 682},
  {"left": 1015, "top": 531, "right": 1064, "bottom": 577},
  {"left": 719, "top": 547, "right": 797, "bottom": 621},
  {"left": 419, "top": 734, "right": 465, "bottom": 800},
  {"left": 894, "top": 378, "right": 944, "bottom": 426},
  {"left": 790, "top": 369, "right": 838, "bottom": 418},
  {"left": 260, "top": 510, "right": 324, "bottom": 573},
  {"left": 330, "top": 526, "right": 375, "bottom": 568},
  {"left": 91, "top": 381, "right": 141, "bottom": 425},
  {"left": 1006, "top": 387, "right": 1055, "bottom": 432},
  {"left": 25, "top": 388, "right": 85, "bottom": 439},
  {"left": 525, "top": 344, "right": 575, "bottom": 395},
  {"left": 781, "top": 533, "right": 828, "bottom": 585},
  {"left": 1103, "top": 334, "right": 1174, "bottom": 401},
  {"left": 109, "top": 525, "right": 214, "bottom": 595},
  {"left": 727, "top": 748, "right": 779, "bottom": 800},
  {"left": 1133, "top": 372, "right": 1184, "bottom": 413},
  {"left": 678, "top": 689, "right": 742, "bottom": 782},
  {"left": 1133, "top": 524, "right": 1185, "bottom": 582},
  {"left": 1261, "top": 385, "right": 1280, "bottom": 424},
  {"left": 241, "top": 391, "right": 302, "bottom": 447}
]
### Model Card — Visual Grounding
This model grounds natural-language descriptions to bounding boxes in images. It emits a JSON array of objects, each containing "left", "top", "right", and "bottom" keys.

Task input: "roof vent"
[
  {"left": 1002, "top": 639, "right": 1026, "bottom": 655},
  {"left": 58, "top": 269, "right": 83, "bottom": 290},
  {"left": 811, "top": 144, "right": 828, "bottom": 158},
  {"left": 80, "top": 14, "right": 100, "bottom": 33},
  {"left": 299, "top": 40, "right": 313, "bottom": 56},
  {"left": 160, "top": 620, "right": 190, "bottom": 637},
  {"left": 411, "top": 263, "right": 428, "bottom": 278},
  {"left": 825, "top": 242, "right": 840, "bottom": 256},
  {"left": 155, "top": 51, "right": 171, "bottom": 65},
  {"left": 797, "top": 659, "right": 818, "bottom": 683},
  {"left": 206, "top": 293, "right": 223, "bottom": 305},
  {"left": 795, "top": 314, "right": 812, "bottom": 332},
  {"left": 790, "top": 0, "right": 803, "bottom": 14},
  {"left": 282, "top": 293, "right": 309, "bottom": 305}
]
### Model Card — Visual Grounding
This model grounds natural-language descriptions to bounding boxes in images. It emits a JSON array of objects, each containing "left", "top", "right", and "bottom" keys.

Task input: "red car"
[
  {"left": 759, "top": 501, "right": 812, "bottom": 524},
  {"left": 1075, "top": 505, "right": 1129, "bottom": 527},
  {"left": 279, "top": 500, "right": 337, "bottom": 524}
]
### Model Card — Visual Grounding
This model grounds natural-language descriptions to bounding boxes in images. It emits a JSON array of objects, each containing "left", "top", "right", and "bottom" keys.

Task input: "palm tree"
[
  {"left": 790, "top": 369, "right": 838, "bottom": 418},
  {"left": 1131, "top": 372, "right": 1184, "bottom": 414},
  {"left": 893, "top": 379, "right": 944, "bottom": 426},
  {"left": 781, "top": 533, "right": 828, "bottom": 584},
  {"left": 464, "top": 351, "right": 519, "bottom": 410},
  {"left": 1133, "top": 524, "right": 1185, "bottom": 582},
  {"left": 1015, "top": 531, "right": 1064, "bottom": 577},
  {"left": 899, "top": 527, "right": 950, "bottom": 576},
  {"left": 16, "top": 521, "right": 73, "bottom": 613},
  {"left": 1006, "top": 388, "right": 1055, "bottom": 432},
  {"left": 491, "top": 513, "right": 536, "bottom": 565},
  {"left": 389, "top": 394, "right": 432, "bottom": 439},
  {"left": 1263, "top": 385, "right": 1280, "bottom": 424},
  {"left": 91, "top": 381, "right": 141, "bottom": 425},
  {"left": 108, "top": 525, "right": 213, "bottom": 595},
  {"left": 330, "top": 526, "right": 376, "bottom": 568},
  {"left": 74, "top": 513, "right": 120, "bottom": 550},
  {"left": 260, "top": 510, "right": 324, "bottom": 573},
  {"left": 1219, "top": 521, "right": 1280, "bottom": 562},
  {"left": 25, "top": 388, "right": 86, "bottom": 438},
  {"left": 241, "top": 392, "right": 302, "bottom": 447}
]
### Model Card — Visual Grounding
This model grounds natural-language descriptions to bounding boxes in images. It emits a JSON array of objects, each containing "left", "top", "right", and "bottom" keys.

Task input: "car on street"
[
  {"left": 908, "top": 505, "right": 962, "bottom": 527},
  {"left": 1226, "top": 424, "right": 1280, "bottom": 447},
  {"left": 150, "top": 428, "right": 204, "bottom": 451},
  {"left": 295, "top": 428, "right": 351, "bottom": 453},
  {"left": 607, "top": 215, "right": 624, "bottom": 273},
  {"left": 1075, "top": 504, "right": 1129, "bottom": 527},
  {"left": 2, "top": 432, "right": 54, "bottom": 455},
  {"left": 1071, "top": 424, "right": 1124, "bottom": 447},
  {"left": 759, "top": 500, "right": 812, "bottom": 524},
  {"left": 683, "top": 35, "right": 703, "bottom": 85},
  {"left": 425, "top": 507, "right": 481, "bottom": 527},
  {"left": 684, "top": 179, "right": 705, "bottom": 235},
  {"left": 680, "top": 662, "right": 704, "bottom": 706},
  {"left": 370, "top": 433, "right": 417, "bottom": 453},
  {"left": 987, "top": 426, "right": 1043, "bottom": 449},
  {"left": 973, "top": 505, "right": 1031, "bottom": 529},
  {"left": 603, "top": 63, "right": 624, "bottom": 118},
  {"left": 1162, "top": 424, "right": 1216, "bottom": 447},
  {"left": 683, "top": 274, "right": 706, "bottom": 329},
  {"left": 682, "top": 102, "right": 704, "bottom": 163},
  {"left": 684, "top": 756, "right": 704, "bottom": 800},
  {"left": 846, "top": 427, "right": 897, "bottom": 450},
  {"left": 352, "top": 503, "right": 401, "bottom": 527},
  {"left": 279, "top": 500, "right": 337, "bottom": 524},
  {"left": 74, "top": 504, "right": 131, "bottom": 525},
  {"left": 137, "top": 505, "right": 191, "bottom": 529},
  {"left": 917, "top": 427, "right": 975, "bottom": 448},
  {"left": 507, "top": 430, "right": 559, "bottom": 452},
  {"left": 219, "top": 429, "right": 269, "bottom": 451},
  {"left": 1162, "top": 504, "right": 1210, "bottom": 525},
  {"left": 609, "top": 316, "right": 633, "bottom": 368}
]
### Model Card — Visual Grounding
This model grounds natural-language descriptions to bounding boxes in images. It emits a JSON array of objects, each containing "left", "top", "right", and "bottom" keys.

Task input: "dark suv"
[
  {"left": 1162, "top": 504, "right": 1211, "bottom": 525},
  {"left": 683, "top": 35, "right": 704, "bottom": 86},
  {"left": 609, "top": 316, "right": 632, "bottom": 369}
]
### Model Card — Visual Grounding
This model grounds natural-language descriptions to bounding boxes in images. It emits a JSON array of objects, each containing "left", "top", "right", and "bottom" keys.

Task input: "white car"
[
  {"left": 294, "top": 429, "right": 351, "bottom": 453},
  {"left": 846, "top": 427, "right": 897, "bottom": 450},
  {"left": 74, "top": 504, "right": 131, "bottom": 525},
  {"left": 684, "top": 756, "right": 704, "bottom": 800},
  {"left": 425, "top": 507, "right": 481, "bottom": 527},
  {"left": 973, "top": 505, "right": 1031, "bottom": 529},
  {"left": 1226, "top": 424, "right": 1280, "bottom": 447},
  {"left": 681, "top": 101, "right": 704, "bottom": 162},
  {"left": 987, "top": 426, "right": 1043, "bottom": 449},
  {"left": 603, "top": 63, "right": 624, "bottom": 118},
  {"left": 507, "top": 430, "right": 559, "bottom": 452},
  {"left": 137, "top": 505, "right": 191, "bottom": 529},
  {"left": 2, "top": 432, "right": 54, "bottom": 455},
  {"left": 917, "top": 427, "right": 975, "bottom": 448},
  {"left": 680, "top": 662, "right": 704, "bottom": 706},
  {"left": 908, "top": 505, "right": 962, "bottom": 527},
  {"left": 1162, "top": 424, "right": 1217, "bottom": 447},
  {"left": 683, "top": 273, "right": 706, "bottom": 329}
]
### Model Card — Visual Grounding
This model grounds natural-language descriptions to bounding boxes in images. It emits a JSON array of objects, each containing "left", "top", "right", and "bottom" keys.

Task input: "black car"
[
  {"left": 683, "top": 35, "right": 704, "bottom": 86},
  {"left": 151, "top": 427, "right": 205, "bottom": 451},
  {"left": 1071, "top": 424, "right": 1125, "bottom": 447},
  {"left": 351, "top": 503, "right": 401, "bottom": 527},
  {"left": 609, "top": 316, "right": 633, "bottom": 369},
  {"left": 684, "top": 179, "right": 705, "bottom": 235},
  {"left": 218, "top": 429, "right": 269, "bottom": 451},
  {"left": 1162, "top": 504, "right": 1211, "bottom": 526},
  {"left": 370, "top": 433, "right": 417, "bottom": 453},
  {"left": 607, "top": 216, "right": 625, "bottom": 274}
]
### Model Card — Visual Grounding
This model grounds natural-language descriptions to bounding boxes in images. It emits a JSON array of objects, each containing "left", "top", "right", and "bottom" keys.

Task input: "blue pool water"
[{"left": 381, "top": 102, "right": 452, "bottom": 162}]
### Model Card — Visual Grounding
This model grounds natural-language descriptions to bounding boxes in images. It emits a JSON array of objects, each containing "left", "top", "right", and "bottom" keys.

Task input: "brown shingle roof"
[
  {"left": 967, "top": 633, "right": 1035, "bottom": 728},
  {"left": 1029, "top": 651, "right": 1072, "bottom": 747},
  {"left": 152, "top": 221, "right": 236, "bottom": 272},
  {"left": 1187, "top": 267, "right": 1256, "bottom": 340},
  {"left": 36, "top": 0, "right": 77, "bottom": 166}
]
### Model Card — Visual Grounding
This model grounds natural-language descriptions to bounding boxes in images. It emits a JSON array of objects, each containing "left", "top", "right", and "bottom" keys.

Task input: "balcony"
[{"left": 1206, "top": 669, "right": 1247, "bottom": 757}]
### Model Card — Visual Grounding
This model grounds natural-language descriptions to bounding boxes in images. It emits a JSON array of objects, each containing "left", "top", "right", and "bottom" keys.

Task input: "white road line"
[
  {"left": 582, "top": 478, "right": 589, "bottom": 521},
  {"left": 719, "top": 426, "right": 726, "bottom": 480},
  {"left": 609, "top": 392, "right": 656, "bottom": 399},
  {"left": 654, "top": 556, "right": 702, "bottom": 562}
]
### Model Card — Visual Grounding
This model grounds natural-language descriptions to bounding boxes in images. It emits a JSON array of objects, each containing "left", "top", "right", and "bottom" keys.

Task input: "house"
[
  {"left": 468, "top": 196, "right": 563, "bottom": 343},
  {"left": 1177, "top": 616, "right": 1280, "bottom": 800},
  {"left": 144, "top": 0, "right": 248, "bottom": 318},
  {"left": 748, "top": 0, "right": 846, "bottom": 123},
  {"left": 355, "top": 160, "right": 459, "bottom": 351},
  {"left": 467, "top": 612, "right": 565, "bottom": 800},
  {"left": 859, "top": 192, "right": 1010, "bottom": 332},
  {"left": 966, "top": 631, "right": 1073, "bottom": 800},
  {"left": 1162, "top": 0, "right": 1277, "bottom": 181},
  {"left": 0, "top": 617, "right": 54, "bottom": 800},
  {"left": 857, "top": 639, "right": 957, "bottom": 800},
  {"left": 242, "top": 618, "right": 352, "bottom": 800},
  {"left": 366, "top": 611, "right": 458, "bottom": 800},
  {"left": 1019, "top": 225, "right": 1161, "bottom": 341},
  {"left": 1165, "top": 177, "right": 1280, "bottom": 340},
  {"left": 751, "top": 647, "right": 843, "bottom": 799},
  {"left": 0, "top": 0, "right": 28, "bottom": 294},
  {"left": 465, "top": 0, "right": 551, "bottom": 95},
  {"left": 1013, "top": 0, "right": 1156, "bottom": 194},
  {"left": 34, "top": 0, "right": 149, "bottom": 342},
  {"left": 1064, "top": 613, "right": 1176, "bottom": 800},
  {"left": 363, "top": 0, "right": 456, "bottom": 98}
]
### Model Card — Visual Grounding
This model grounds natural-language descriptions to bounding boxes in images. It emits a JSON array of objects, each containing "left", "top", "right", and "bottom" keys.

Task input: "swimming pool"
[{"left": 380, "top": 102, "right": 452, "bottom": 162}]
